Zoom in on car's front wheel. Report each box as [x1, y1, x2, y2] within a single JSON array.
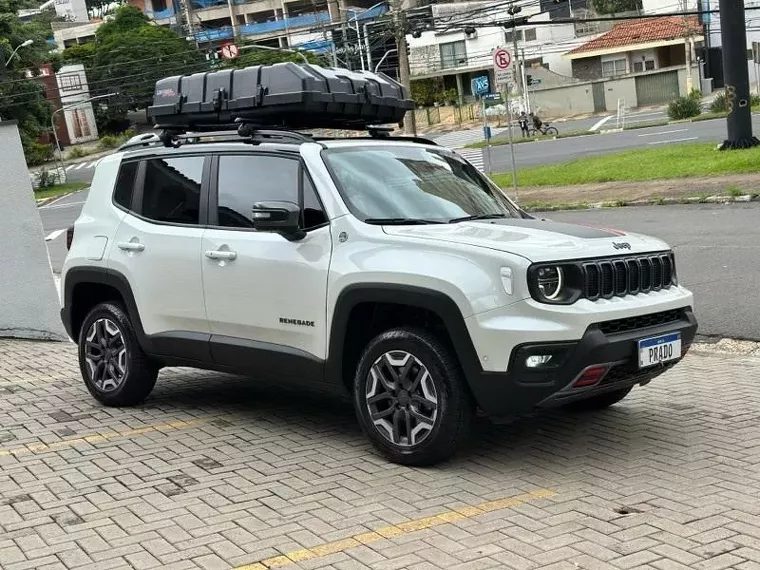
[[353, 328, 473, 466], [78, 302, 158, 407]]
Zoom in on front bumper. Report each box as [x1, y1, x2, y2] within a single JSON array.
[[467, 307, 698, 417]]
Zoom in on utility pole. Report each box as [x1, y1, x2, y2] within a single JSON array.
[[681, 0, 693, 93], [508, 2, 522, 100], [392, 0, 416, 135], [718, 0, 759, 149]]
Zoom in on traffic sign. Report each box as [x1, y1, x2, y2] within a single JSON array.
[[471, 75, 490, 97], [493, 48, 513, 87], [221, 43, 239, 59]]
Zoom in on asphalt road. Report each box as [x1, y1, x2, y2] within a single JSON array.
[[39, 189, 89, 273], [546, 203, 760, 341], [41, 195, 757, 340]]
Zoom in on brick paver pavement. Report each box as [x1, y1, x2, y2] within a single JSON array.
[[1, 339, 759, 570]]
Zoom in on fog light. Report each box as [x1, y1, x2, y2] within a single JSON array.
[[526, 355, 553, 368], [573, 365, 608, 388]]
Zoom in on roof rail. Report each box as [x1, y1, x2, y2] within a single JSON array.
[[118, 124, 317, 152]]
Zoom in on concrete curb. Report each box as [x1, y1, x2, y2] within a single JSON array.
[[522, 194, 760, 212]]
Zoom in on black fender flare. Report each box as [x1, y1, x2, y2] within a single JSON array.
[[326, 283, 483, 388], [62, 267, 154, 352]]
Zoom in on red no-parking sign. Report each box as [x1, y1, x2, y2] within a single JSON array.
[[493, 48, 513, 87]]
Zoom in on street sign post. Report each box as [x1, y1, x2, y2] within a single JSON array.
[[493, 48, 513, 89], [470, 75, 490, 97], [492, 48, 518, 199], [221, 43, 239, 59]]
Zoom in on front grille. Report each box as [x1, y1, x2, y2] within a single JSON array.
[[598, 308, 687, 335], [583, 253, 675, 300]]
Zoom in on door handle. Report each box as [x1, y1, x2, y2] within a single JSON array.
[[205, 250, 237, 261], [117, 241, 145, 252]]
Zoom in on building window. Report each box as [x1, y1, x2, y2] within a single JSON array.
[[59, 74, 83, 92], [440, 40, 467, 69], [524, 28, 537, 42], [645, 59, 655, 70], [505, 29, 524, 43], [601, 58, 627, 76]]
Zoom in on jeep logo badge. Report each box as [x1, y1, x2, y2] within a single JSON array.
[[612, 242, 631, 250]]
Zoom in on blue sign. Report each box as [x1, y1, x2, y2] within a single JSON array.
[[471, 75, 490, 97]]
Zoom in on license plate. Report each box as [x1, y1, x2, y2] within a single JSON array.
[[638, 333, 681, 368]]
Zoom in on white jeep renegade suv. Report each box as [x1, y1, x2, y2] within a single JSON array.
[[61, 129, 697, 466]]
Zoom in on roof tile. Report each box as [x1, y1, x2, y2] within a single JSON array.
[[568, 16, 701, 55]]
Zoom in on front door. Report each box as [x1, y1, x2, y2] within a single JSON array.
[[109, 154, 209, 358], [201, 153, 332, 381]]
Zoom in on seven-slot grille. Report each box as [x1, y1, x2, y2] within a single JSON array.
[[583, 253, 675, 300]]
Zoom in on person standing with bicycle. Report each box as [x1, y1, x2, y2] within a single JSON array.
[[518, 112, 529, 138], [530, 112, 543, 132]]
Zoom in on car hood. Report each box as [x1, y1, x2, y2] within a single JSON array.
[[381, 218, 670, 262]]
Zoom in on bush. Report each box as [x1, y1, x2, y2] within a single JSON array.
[[25, 142, 54, 167], [710, 92, 727, 113], [709, 90, 760, 114], [67, 146, 89, 159], [98, 129, 136, 150], [37, 168, 60, 189], [98, 135, 119, 150], [668, 90, 702, 120]]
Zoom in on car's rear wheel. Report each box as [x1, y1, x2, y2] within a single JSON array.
[[564, 387, 633, 411], [353, 328, 473, 466], [78, 302, 158, 407]]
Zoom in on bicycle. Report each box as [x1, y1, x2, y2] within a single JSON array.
[[528, 123, 559, 137]]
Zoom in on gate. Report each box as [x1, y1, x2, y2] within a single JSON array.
[[635, 71, 680, 106], [592, 82, 607, 112]]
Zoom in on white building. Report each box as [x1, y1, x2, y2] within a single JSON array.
[[56, 64, 99, 144], [406, 0, 602, 101]]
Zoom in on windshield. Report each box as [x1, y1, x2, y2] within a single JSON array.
[[322, 146, 521, 223]]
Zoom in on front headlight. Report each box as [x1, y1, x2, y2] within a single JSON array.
[[528, 263, 583, 304], [537, 266, 563, 300]]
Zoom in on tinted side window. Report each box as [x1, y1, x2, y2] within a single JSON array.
[[216, 155, 299, 228], [303, 174, 328, 229], [113, 161, 138, 210], [141, 157, 204, 224]]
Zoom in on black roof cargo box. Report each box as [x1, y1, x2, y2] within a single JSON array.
[[147, 62, 414, 131]]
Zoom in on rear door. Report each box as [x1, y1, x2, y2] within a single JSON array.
[[109, 154, 211, 358], [200, 152, 332, 379]]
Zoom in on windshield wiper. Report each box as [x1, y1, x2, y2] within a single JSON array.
[[363, 218, 446, 225], [448, 213, 509, 223]]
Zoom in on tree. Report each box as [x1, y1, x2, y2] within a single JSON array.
[[63, 5, 205, 133], [591, 0, 641, 15], [0, 0, 61, 163], [229, 44, 325, 69]]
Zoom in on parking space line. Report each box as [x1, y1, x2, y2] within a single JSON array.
[[234, 489, 557, 570], [0, 416, 223, 457], [648, 137, 699, 145], [637, 129, 688, 137]]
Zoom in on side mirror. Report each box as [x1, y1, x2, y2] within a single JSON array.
[[252, 201, 305, 240]]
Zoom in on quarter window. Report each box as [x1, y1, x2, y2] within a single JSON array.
[[140, 157, 204, 224], [113, 161, 138, 210]]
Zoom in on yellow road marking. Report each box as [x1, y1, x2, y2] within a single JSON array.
[[0, 417, 221, 457], [234, 489, 556, 569]]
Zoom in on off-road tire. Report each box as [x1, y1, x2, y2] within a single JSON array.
[[565, 387, 633, 412], [353, 327, 474, 466], [78, 302, 158, 407]]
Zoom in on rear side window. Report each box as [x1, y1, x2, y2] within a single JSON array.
[[113, 161, 138, 209], [140, 157, 204, 225]]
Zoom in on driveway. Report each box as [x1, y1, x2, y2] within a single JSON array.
[[0, 339, 758, 570]]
